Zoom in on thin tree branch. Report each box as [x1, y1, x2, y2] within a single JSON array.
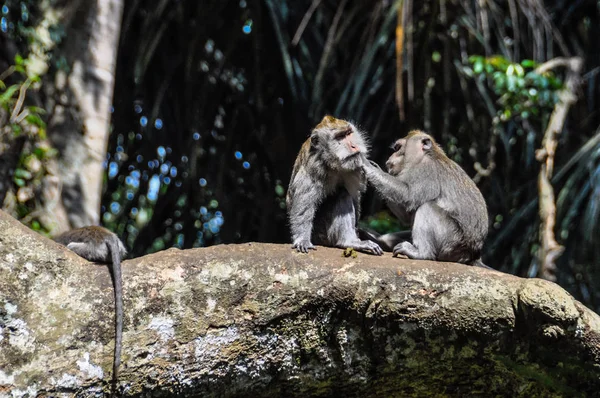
[[291, 0, 322, 46], [534, 56, 583, 281]]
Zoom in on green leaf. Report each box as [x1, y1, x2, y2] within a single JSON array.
[[14, 168, 32, 180], [25, 114, 46, 128], [27, 106, 46, 115], [493, 74, 506, 91], [37, 128, 47, 140], [506, 75, 517, 92], [474, 60, 484, 74], [514, 64, 525, 77], [14, 54, 24, 65], [468, 55, 483, 64], [0, 84, 19, 103], [521, 59, 537, 68], [11, 124, 23, 135]]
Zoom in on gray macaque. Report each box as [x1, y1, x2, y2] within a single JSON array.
[[286, 115, 383, 255], [55, 226, 127, 395], [362, 130, 489, 266]]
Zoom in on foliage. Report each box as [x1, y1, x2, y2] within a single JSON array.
[[0, 53, 54, 231], [468, 55, 562, 124], [0, 0, 59, 232], [361, 211, 406, 235]]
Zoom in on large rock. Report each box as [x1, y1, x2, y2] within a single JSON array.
[[1, 210, 599, 396]]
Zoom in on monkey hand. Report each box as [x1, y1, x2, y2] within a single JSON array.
[[368, 159, 382, 170], [347, 240, 384, 256], [292, 239, 316, 253]]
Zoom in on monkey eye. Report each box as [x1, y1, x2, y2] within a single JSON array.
[[390, 142, 401, 152], [335, 128, 352, 139]]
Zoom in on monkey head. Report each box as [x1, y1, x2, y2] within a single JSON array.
[[385, 130, 437, 175], [311, 115, 368, 171]]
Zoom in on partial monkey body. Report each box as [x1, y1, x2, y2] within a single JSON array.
[[55, 226, 126, 395], [363, 130, 489, 266], [287, 116, 382, 255]]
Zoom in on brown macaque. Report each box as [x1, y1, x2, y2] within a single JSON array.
[[54, 226, 127, 395], [286, 116, 383, 255], [362, 130, 490, 267]]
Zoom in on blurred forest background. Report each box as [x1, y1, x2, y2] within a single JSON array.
[[1, 0, 599, 310]]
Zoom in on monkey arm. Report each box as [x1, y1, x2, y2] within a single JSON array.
[[362, 162, 412, 207], [363, 162, 441, 212], [287, 169, 324, 252]]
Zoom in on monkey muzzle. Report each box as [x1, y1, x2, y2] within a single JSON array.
[[386, 157, 403, 175], [341, 152, 362, 170]]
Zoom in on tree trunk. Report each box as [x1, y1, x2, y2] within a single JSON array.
[[1, 210, 599, 396], [43, 0, 124, 232]]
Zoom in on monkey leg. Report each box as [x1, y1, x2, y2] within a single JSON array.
[[314, 191, 383, 255], [397, 202, 458, 261]]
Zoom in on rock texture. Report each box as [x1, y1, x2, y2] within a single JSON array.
[[1, 210, 599, 397]]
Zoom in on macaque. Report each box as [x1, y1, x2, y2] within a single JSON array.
[[362, 130, 489, 266], [286, 115, 383, 255], [54, 226, 127, 394]]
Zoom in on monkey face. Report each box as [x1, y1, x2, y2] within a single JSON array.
[[386, 139, 406, 175], [313, 116, 368, 171], [337, 128, 366, 170], [386, 132, 435, 174]]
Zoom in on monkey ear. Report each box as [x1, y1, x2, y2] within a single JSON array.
[[422, 138, 432, 151], [311, 134, 319, 147]]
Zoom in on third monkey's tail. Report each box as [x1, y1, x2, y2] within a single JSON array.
[[470, 258, 494, 270], [107, 237, 123, 397]]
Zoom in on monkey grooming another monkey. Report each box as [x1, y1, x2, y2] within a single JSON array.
[[55, 226, 126, 395], [286, 115, 383, 255], [362, 130, 489, 266]]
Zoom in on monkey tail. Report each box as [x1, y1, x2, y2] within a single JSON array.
[[107, 237, 123, 397], [470, 258, 494, 270]]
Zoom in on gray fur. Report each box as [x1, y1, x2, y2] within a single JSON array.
[[287, 117, 383, 255], [362, 131, 488, 265], [55, 226, 126, 395]]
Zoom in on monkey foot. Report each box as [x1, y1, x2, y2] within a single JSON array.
[[292, 240, 316, 253]]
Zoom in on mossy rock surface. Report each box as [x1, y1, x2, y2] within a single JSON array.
[[1, 210, 599, 397]]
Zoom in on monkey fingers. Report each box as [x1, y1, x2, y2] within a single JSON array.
[[368, 242, 384, 256], [292, 240, 316, 253], [392, 241, 420, 259], [368, 159, 382, 170], [347, 240, 383, 256]]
